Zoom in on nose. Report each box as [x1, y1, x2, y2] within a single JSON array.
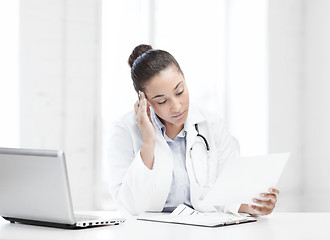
[[171, 98, 182, 113]]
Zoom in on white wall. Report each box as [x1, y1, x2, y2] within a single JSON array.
[[0, 0, 19, 147], [225, 0, 268, 156], [269, 0, 330, 212], [303, 0, 330, 211], [19, 0, 101, 210], [268, 0, 304, 211], [16, 0, 330, 212]]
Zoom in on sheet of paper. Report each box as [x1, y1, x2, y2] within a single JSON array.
[[137, 204, 253, 227], [201, 153, 290, 206], [170, 204, 201, 216]]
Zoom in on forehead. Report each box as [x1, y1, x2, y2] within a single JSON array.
[[145, 67, 184, 94]]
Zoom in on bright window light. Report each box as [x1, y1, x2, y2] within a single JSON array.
[[0, 1, 19, 147]]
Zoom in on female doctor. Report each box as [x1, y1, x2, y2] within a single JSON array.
[[108, 44, 279, 215]]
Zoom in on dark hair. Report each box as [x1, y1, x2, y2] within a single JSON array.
[[128, 44, 183, 93]]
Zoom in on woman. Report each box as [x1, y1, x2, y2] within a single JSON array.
[[108, 44, 279, 215]]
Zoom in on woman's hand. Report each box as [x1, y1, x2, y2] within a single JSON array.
[[134, 91, 156, 169], [134, 91, 155, 142], [238, 188, 279, 215]]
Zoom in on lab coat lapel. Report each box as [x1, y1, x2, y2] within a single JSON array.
[[184, 106, 214, 210], [148, 108, 173, 211], [185, 106, 206, 151], [185, 106, 205, 187], [185, 121, 198, 188]]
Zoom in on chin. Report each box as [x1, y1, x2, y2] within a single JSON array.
[[174, 111, 188, 125]]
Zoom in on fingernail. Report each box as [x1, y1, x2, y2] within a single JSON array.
[[253, 199, 257, 203], [260, 193, 265, 197], [269, 188, 274, 192]]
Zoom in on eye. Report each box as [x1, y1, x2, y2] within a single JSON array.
[[176, 89, 184, 95], [158, 100, 167, 105]]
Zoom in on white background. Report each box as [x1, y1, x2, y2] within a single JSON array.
[[1, 0, 330, 212]]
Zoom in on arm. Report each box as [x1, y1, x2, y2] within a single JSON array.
[[108, 122, 155, 215], [108, 92, 157, 215], [134, 91, 156, 170]]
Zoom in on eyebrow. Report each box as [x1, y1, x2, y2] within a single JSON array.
[[151, 81, 183, 99]]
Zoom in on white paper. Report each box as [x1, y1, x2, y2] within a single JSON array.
[[170, 204, 200, 216], [137, 204, 252, 227], [201, 153, 290, 206]]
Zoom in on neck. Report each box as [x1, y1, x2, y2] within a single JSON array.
[[164, 123, 184, 140]]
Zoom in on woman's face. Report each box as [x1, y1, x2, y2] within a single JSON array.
[[144, 66, 189, 128]]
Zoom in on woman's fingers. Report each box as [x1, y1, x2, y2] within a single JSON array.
[[250, 199, 274, 215], [259, 188, 279, 204], [135, 92, 146, 117], [269, 188, 280, 195], [260, 193, 277, 203], [253, 198, 275, 208], [146, 101, 152, 122], [134, 91, 155, 142], [134, 101, 139, 114], [139, 92, 147, 111], [249, 204, 272, 215], [247, 188, 280, 216], [139, 92, 153, 124], [140, 96, 148, 119]]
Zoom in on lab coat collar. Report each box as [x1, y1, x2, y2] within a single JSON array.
[[185, 105, 206, 152], [185, 104, 207, 127], [151, 109, 166, 136]]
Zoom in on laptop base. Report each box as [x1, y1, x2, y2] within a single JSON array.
[[2, 216, 117, 229]]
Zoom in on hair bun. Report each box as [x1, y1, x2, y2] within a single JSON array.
[[128, 44, 153, 68]]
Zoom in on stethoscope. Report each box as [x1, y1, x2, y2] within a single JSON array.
[[189, 124, 213, 187]]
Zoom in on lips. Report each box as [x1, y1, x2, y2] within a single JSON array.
[[172, 110, 186, 119]]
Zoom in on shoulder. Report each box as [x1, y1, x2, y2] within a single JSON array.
[[188, 104, 226, 128], [111, 110, 139, 135], [114, 110, 136, 126]]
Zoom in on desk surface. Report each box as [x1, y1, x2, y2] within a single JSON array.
[[0, 212, 328, 240]]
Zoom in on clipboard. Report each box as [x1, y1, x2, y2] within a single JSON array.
[[137, 204, 256, 227]]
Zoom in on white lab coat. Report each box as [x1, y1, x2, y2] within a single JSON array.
[[108, 105, 240, 215]]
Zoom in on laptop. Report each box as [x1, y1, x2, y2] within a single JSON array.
[[0, 147, 125, 229]]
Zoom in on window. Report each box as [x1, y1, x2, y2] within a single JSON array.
[[0, 1, 19, 147]]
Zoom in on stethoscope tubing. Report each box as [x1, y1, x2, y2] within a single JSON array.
[[194, 124, 210, 151], [190, 123, 212, 187]]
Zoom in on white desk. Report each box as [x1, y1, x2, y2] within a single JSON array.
[[0, 212, 329, 240]]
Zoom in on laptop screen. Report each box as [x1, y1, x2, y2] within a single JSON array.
[[0, 148, 76, 224]]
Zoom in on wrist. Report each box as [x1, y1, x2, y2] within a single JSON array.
[[140, 141, 155, 170]]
